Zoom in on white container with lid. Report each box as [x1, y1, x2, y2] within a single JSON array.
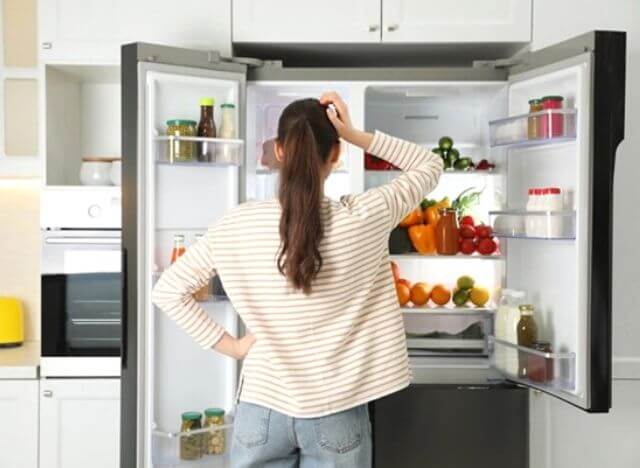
[[79, 157, 114, 186], [216, 103, 239, 164], [495, 289, 527, 376], [525, 188, 538, 237], [546, 187, 564, 238]]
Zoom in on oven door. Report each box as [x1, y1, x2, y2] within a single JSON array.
[[41, 230, 122, 358]]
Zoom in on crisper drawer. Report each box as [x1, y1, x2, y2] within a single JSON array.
[[152, 422, 234, 467], [403, 308, 493, 355]]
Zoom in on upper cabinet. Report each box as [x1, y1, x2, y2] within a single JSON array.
[[382, 0, 531, 43], [39, 0, 232, 63], [232, 0, 531, 45], [232, 0, 382, 43]]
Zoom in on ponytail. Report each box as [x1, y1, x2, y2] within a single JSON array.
[[276, 99, 338, 294]]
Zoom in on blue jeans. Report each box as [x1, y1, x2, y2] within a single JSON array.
[[231, 402, 372, 468]]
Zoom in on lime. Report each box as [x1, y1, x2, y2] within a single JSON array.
[[457, 275, 475, 290], [453, 288, 470, 307], [439, 136, 453, 150]]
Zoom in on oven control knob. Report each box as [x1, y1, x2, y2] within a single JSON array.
[[88, 204, 102, 218]]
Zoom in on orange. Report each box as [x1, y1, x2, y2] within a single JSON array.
[[397, 278, 412, 289], [396, 282, 411, 306], [391, 261, 400, 282], [410, 282, 431, 306], [430, 284, 451, 306]]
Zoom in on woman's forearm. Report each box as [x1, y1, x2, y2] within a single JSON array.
[[345, 129, 374, 151], [213, 332, 256, 359]]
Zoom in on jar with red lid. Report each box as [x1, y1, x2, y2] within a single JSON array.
[[527, 341, 554, 383], [540, 96, 565, 138]]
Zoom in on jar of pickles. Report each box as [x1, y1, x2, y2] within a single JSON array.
[[203, 408, 225, 455], [166, 119, 197, 162], [180, 412, 204, 461]]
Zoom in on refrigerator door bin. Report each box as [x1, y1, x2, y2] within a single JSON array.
[[489, 336, 576, 394], [155, 136, 244, 166], [490, 210, 576, 239], [489, 109, 577, 148], [152, 421, 234, 467]]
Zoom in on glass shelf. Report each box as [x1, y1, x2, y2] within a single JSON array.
[[490, 210, 576, 240], [391, 252, 504, 260], [406, 337, 486, 350], [402, 305, 494, 316], [489, 109, 577, 148], [489, 337, 576, 393], [155, 136, 243, 166], [152, 421, 233, 467]]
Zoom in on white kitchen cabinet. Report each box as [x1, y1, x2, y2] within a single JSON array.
[[232, 0, 382, 43], [0, 380, 39, 468], [39, 379, 120, 468], [382, 0, 531, 43], [38, 0, 232, 63]]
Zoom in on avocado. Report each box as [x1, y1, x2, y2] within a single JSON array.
[[439, 136, 453, 151], [454, 157, 472, 171]]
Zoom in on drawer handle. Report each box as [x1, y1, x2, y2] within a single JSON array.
[[42, 42, 52, 49], [368, 24, 380, 32], [43, 390, 53, 398], [387, 24, 399, 32]]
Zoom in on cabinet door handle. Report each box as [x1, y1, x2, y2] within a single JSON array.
[[387, 24, 399, 32], [368, 24, 380, 32], [42, 42, 52, 49], [43, 390, 53, 397]]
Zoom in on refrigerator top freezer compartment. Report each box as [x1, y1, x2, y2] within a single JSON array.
[[489, 108, 577, 148], [489, 336, 576, 394], [490, 210, 576, 240]]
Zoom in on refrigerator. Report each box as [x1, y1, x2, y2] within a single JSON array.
[[121, 31, 625, 467]]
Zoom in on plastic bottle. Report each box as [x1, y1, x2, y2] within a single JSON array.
[[525, 188, 538, 237], [547, 187, 564, 238]]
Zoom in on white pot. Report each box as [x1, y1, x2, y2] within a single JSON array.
[[79, 161, 112, 186], [110, 160, 122, 186]]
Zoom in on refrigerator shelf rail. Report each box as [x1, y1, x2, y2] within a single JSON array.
[[489, 108, 577, 148], [152, 421, 234, 467], [490, 210, 576, 240], [402, 306, 495, 316], [489, 337, 576, 394], [391, 252, 505, 260]]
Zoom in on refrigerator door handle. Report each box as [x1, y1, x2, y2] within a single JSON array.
[[121, 247, 128, 370]]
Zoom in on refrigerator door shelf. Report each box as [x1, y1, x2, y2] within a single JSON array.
[[489, 108, 577, 148], [152, 421, 234, 467], [391, 253, 505, 261], [489, 337, 577, 395], [155, 136, 244, 166], [490, 210, 576, 240]]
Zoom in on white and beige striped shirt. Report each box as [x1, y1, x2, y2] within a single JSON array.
[[151, 131, 443, 417]]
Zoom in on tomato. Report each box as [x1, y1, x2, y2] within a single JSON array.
[[459, 224, 476, 239], [460, 215, 475, 227], [476, 225, 494, 239]]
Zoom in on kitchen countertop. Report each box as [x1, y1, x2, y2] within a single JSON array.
[[0, 341, 40, 379]]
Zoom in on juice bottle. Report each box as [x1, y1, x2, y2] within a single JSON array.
[[435, 208, 459, 255], [170, 234, 186, 264]]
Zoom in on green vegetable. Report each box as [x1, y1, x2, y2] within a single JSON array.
[[452, 186, 484, 218], [453, 288, 470, 307], [439, 136, 453, 150], [446, 152, 457, 169], [454, 157, 472, 171], [420, 198, 437, 209], [449, 148, 460, 159]]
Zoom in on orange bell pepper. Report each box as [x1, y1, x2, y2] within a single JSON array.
[[399, 208, 423, 228], [424, 205, 441, 226], [408, 224, 437, 254]]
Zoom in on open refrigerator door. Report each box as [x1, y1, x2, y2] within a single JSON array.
[[122, 43, 248, 468], [489, 31, 625, 412]]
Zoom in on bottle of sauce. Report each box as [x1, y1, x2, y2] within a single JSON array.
[[517, 304, 538, 378], [197, 98, 216, 162], [217, 103, 237, 164], [435, 208, 459, 255], [170, 234, 186, 264]]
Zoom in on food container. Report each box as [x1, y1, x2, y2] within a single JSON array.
[[79, 158, 114, 185], [528, 341, 554, 383], [203, 408, 225, 455], [217, 103, 239, 164], [166, 119, 197, 162], [527, 98, 543, 139], [110, 159, 122, 186], [179, 412, 203, 461], [540, 96, 564, 138], [435, 208, 459, 255]]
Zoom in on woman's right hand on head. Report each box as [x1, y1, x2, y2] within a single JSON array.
[[320, 91, 373, 151], [320, 91, 355, 141]]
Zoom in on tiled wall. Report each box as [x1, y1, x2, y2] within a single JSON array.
[[0, 0, 40, 341]]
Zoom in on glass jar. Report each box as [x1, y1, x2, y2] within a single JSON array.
[[166, 119, 197, 162], [217, 103, 239, 164], [193, 234, 211, 301], [528, 341, 554, 383], [203, 408, 225, 455], [180, 412, 203, 461], [540, 95, 564, 138], [435, 208, 459, 255], [517, 304, 538, 378], [527, 98, 543, 139]]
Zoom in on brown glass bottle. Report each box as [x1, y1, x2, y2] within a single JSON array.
[[517, 304, 538, 378], [197, 98, 216, 162]]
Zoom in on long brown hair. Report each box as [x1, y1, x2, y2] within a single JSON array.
[[276, 99, 339, 293]]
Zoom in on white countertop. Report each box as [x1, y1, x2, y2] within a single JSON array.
[[0, 341, 40, 379]]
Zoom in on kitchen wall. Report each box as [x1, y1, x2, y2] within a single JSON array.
[[0, 0, 40, 341], [530, 1, 640, 467]]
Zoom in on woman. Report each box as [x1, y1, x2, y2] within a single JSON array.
[[152, 92, 443, 467]]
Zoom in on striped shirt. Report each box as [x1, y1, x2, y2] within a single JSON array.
[[151, 131, 443, 417]]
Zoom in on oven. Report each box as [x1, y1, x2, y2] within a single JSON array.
[[41, 229, 121, 377]]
